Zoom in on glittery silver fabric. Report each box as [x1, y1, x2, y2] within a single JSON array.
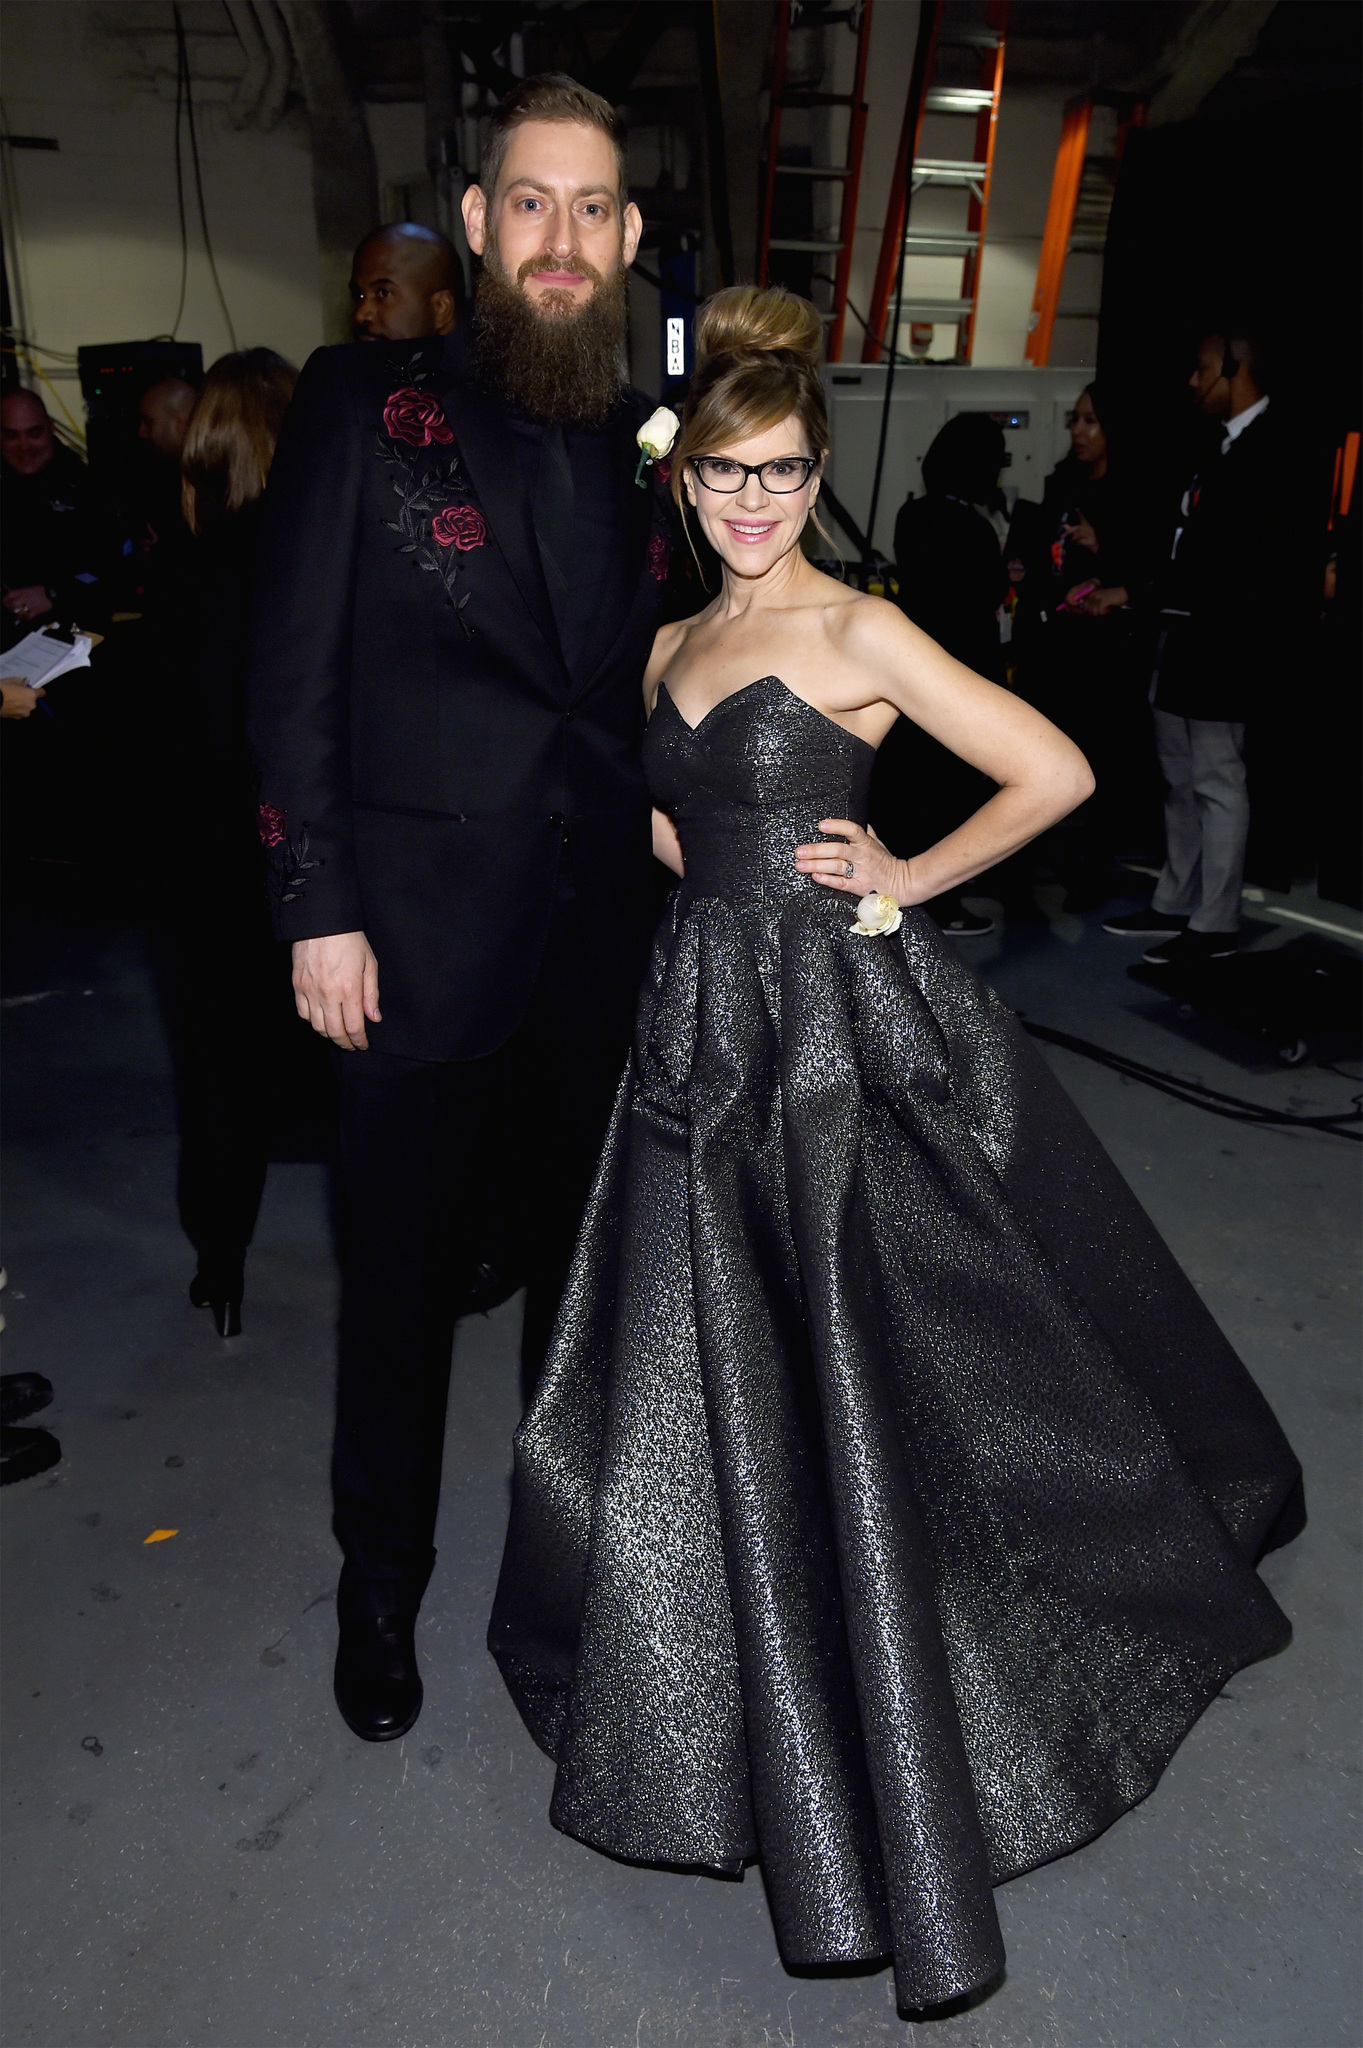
[[489, 675, 1304, 2011]]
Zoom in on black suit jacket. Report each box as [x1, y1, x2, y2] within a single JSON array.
[[246, 331, 674, 1060], [1154, 406, 1321, 723]]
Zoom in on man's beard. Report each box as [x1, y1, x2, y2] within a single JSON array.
[[474, 247, 629, 428]]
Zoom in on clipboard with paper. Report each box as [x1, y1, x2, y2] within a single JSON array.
[[2, 626, 103, 690]]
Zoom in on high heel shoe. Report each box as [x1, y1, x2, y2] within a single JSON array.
[[189, 1273, 243, 1338]]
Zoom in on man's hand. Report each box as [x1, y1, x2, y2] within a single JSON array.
[[1061, 514, 1099, 553], [292, 931, 381, 1051], [1, 679, 44, 719], [1076, 584, 1129, 617], [3, 585, 53, 623]]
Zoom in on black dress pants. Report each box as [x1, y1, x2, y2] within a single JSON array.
[[331, 897, 631, 1621]]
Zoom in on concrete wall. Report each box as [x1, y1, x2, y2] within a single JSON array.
[[2, 1, 324, 408]]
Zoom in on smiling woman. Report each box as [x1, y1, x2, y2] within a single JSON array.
[[490, 278, 1303, 2014]]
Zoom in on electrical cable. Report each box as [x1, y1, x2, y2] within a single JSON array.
[[811, 273, 916, 364], [169, 9, 188, 341], [1022, 1020, 1363, 1141], [172, 4, 238, 350]]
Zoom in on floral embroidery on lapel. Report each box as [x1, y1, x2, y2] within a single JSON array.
[[432, 504, 486, 551], [647, 530, 670, 583], [383, 386, 455, 447], [374, 429, 477, 636]]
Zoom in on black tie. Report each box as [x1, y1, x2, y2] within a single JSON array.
[[533, 423, 576, 651]]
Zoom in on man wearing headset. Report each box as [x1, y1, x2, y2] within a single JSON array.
[[1104, 326, 1312, 966]]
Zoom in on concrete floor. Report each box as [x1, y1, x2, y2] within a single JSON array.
[[2, 892, 1359, 2048]]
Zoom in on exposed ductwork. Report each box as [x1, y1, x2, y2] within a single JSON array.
[[277, 0, 381, 341], [221, 0, 293, 133]]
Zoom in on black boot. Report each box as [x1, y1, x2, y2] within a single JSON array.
[[333, 1614, 423, 1741]]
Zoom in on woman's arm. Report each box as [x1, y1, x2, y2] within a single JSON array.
[[797, 596, 1093, 904], [652, 807, 685, 876]]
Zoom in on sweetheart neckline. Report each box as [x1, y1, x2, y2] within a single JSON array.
[[658, 676, 877, 758]]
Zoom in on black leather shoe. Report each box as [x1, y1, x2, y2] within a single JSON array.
[[334, 1614, 423, 1741], [1, 1423, 62, 1486], [189, 1274, 242, 1338], [0, 1372, 54, 1425]]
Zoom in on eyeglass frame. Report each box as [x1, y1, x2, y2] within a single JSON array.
[[688, 454, 822, 495]]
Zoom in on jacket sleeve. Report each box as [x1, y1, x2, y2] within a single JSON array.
[[246, 345, 367, 942]]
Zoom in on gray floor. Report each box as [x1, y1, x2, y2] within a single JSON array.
[[3, 894, 1359, 2047]]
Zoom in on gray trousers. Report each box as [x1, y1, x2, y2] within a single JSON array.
[[1151, 711, 1248, 932]]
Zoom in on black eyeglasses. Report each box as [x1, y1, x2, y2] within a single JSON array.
[[690, 455, 821, 494]]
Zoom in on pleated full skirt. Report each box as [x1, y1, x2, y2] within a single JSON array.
[[488, 886, 1303, 2010]]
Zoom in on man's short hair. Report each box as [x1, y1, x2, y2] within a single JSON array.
[[478, 73, 627, 202], [1203, 324, 1273, 391]]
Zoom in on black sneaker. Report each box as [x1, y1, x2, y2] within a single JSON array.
[[1142, 929, 1238, 967], [1102, 908, 1189, 938]]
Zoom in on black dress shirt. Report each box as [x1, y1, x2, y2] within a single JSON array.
[[507, 413, 620, 680]]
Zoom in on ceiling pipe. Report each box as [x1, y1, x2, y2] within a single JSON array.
[[252, 0, 294, 133], [223, 0, 270, 129]]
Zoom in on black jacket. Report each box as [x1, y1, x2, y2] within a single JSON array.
[[1154, 405, 1320, 723], [893, 493, 1007, 683], [246, 331, 673, 1061], [0, 445, 128, 645]]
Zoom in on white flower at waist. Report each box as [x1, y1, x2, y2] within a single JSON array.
[[850, 890, 903, 937], [637, 407, 680, 460]]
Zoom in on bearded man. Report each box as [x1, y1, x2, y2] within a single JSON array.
[[247, 75, 674, 1742]]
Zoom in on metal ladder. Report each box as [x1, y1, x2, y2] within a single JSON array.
[[862, 0, 1008, 365], [1024, 97, 1146, 366], [757, 0, 875, 363]]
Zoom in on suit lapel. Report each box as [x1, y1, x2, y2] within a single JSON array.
[[435, 348, 565, 675]]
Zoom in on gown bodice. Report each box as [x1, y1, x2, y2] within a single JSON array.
[[644, 677, 875, 910]]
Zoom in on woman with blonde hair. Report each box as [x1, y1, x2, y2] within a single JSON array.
[[489, 287, 1302, 2013], [172, 349, 297, 1336]]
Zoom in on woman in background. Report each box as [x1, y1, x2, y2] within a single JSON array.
[[872, 414, 1010, 937], [172, 349, 298, 1335], [1010, 383, 1156, 906]]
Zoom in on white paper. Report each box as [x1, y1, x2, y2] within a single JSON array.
[[1, 627, 95, 688]]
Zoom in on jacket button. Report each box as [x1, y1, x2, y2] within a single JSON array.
[[548, 812, 564, 828]]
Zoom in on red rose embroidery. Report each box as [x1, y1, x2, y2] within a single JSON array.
[[654, 459, 671, 486], [432, 504, 486, 551], [257, 802, 286, 849], [648, 531, 670, 583], [383, 386, 454, 447]]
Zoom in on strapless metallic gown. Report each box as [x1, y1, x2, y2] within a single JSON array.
[[489, 676, 1303, 2010]]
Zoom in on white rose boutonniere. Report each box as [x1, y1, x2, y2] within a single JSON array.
[[850, 890, 903, 938], [634, 406, 680, 487]]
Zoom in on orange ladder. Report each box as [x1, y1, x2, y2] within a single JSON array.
[[862, 0, 1008, 365], [758, 0, 875, 362], [1025, 97, 1146, 366]]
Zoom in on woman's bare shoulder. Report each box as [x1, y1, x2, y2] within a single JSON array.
[[828, 586, 925, 657], [644, 616, 694, 709]]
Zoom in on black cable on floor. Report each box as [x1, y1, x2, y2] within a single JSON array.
[[1021, 1021, 1363, 1141]]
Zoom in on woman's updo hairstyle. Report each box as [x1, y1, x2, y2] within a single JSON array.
[[673, 287, 831, 546]]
